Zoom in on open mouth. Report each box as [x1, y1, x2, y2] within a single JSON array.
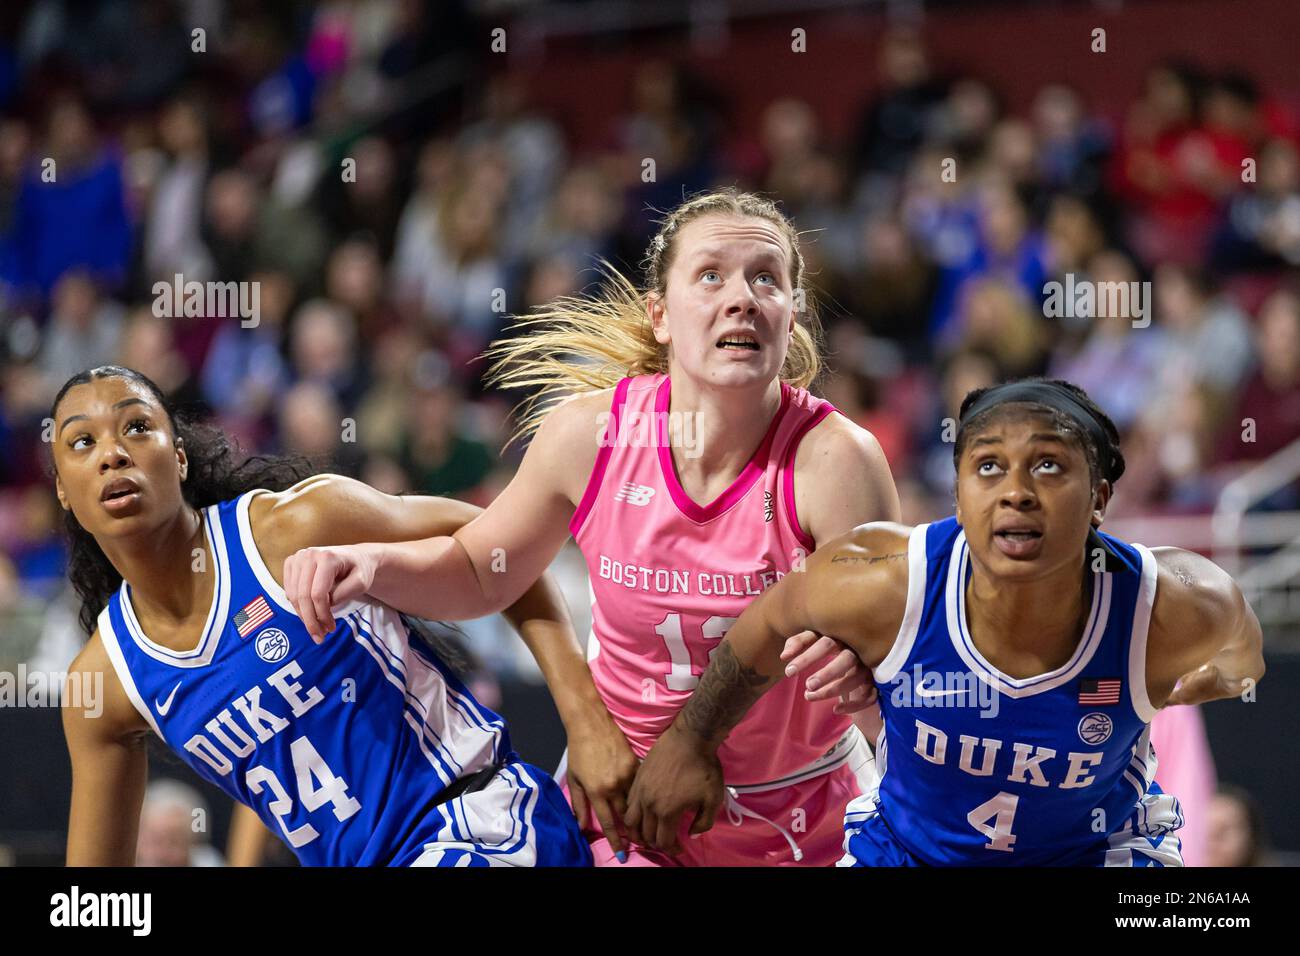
[[100, 478, 141, 503], [994, 530, 1042, 542], [993, 527, 1043, 558], [716, 334, 760, 352]]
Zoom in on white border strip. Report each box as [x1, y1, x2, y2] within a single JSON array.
[[96, 605, 164, 739], [1127, 543, 1160, 722], [874, 523, 930, 683]]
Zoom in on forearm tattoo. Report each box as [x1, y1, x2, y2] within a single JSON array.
[[679, 642, 775, 742]]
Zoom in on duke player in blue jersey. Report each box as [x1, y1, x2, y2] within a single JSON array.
[[53, 365, 629, 866], [626, 379, 1265, 866]]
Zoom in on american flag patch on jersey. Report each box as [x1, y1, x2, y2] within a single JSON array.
[[233, 596, 274, 638], [1078, 677, 1122, 705]]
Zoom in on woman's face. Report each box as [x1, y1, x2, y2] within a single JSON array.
[[1206, 794, 1254, 867], [955, 412, 1107, 583], [652, 214, 796, 391], [52, 376, 188, 543]]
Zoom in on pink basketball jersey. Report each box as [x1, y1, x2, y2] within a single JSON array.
[[569, 372, 852, 786]]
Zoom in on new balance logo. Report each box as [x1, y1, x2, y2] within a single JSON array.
[[614, 482, 656, 506]]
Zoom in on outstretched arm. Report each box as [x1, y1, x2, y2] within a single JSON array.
[[788, 416, 902, 725], [269, 470, 636, 855], [1150, 549, 1265, 707], [281, 392, 598, 633], [624, 525, 909, 854]]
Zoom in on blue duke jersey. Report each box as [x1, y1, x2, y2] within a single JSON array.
[[96, 491, 522, 866], [842, 517, 1184, 867]]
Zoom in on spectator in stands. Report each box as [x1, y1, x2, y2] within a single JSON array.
[[1032, 83, 1111, 203], [397, 376, 495, 503], [1206, 785, 1272, 867], [1043, 194, 1109, 294], [6, 484, 65, 601], [935, 77, 1002, 164], [1117, 62, 1247, 264], [917, 347, 1000, 498], [948, 276, 1048, 379], [325, 235, 396, 342], [318, 136, 404, 260], [1050, 249, 1164, 431], [36, 270, 125, 394], [986, 117, 1042, 210], [1212, 137, 1300, 272], [0, 117, 32, 286], [116, 307, 200, 409], [928, 180, 1050, 341], [820, 326, 911, 476], [288, 296, 367, 412], [841, 212, 937, 361], [200, 168, 264, 284], [1126, 377, 1221, 510], [142, 94, 213, 284], [460, 74, 568, 262], [1150, 264, 1254, 418], [851, 26, 948, 187], [0, 552, 44, 670], [136, 779, 224, 867], [201, 268, 294, 442], [277, 379, 363, 477], [525, 163, 620, 267], [1215, 287, 1300, 477], [392, 158, 512, 364], [1, 94, 133, 303]]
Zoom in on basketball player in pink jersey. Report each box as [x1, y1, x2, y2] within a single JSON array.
[[283, 189, 901, 865]]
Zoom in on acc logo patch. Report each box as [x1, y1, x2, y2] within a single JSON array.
[[1078, 711, 1113, 745], [255, 628, 290, 663]]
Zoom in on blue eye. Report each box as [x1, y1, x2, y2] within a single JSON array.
[[701, 270, 721, 283], [755, 272, 776, 286]]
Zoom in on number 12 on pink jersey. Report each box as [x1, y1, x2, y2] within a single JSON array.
[[653, 611, 739, 691]]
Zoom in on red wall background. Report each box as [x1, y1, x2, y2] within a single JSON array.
[[497, 0, 1298, 153]]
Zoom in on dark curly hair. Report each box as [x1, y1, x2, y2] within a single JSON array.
[[952, 378, 1125, 489], [49, 366, 318, 636], [48, 366, 480, 680]]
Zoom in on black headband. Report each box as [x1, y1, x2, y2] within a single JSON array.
[[959, 381, 1120, 483]]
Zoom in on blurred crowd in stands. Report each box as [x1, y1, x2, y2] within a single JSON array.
[[1, 1, 1298, 691]]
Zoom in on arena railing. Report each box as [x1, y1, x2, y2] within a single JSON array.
[[1102, 438, 1300, 642], [1212, 437, 1300, 637]]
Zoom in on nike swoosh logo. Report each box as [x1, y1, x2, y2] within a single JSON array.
[[155, 680, 182, 715], [915, 685, 969, 698]]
